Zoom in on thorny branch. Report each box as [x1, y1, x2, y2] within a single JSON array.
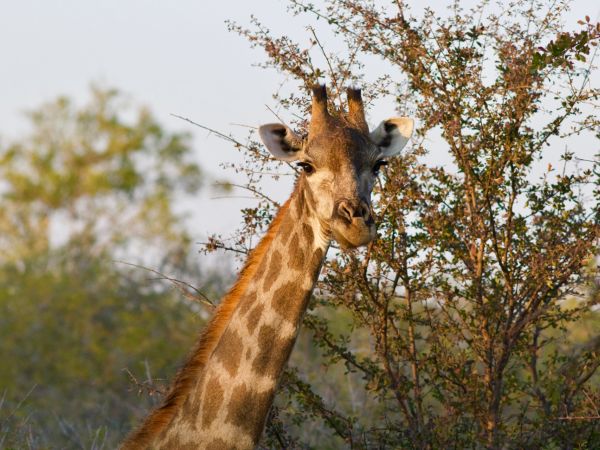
[[115, 260, 215, 308]]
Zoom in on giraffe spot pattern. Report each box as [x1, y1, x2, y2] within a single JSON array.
[[246, 303, 264, 335], [205, 438, 234, 450], [215, 328, 243, 377], [176, 442, 198, 450], [302, 222, 314, 245], [288, 233, 306, 271], [252, 324, 294, 379], [295, 191, 305, 217], [262, 250, 281, 292], [225, 382, 274, 442], [201, 375, 225, 429], [181, 397, 200, 425], [160, 435, 185, 449], [278, 212, 295, 246], [271, 280, 308, 321], [253, 252, 270, 283], [237, 290, 256, 317], [312, 248, 324, 271]]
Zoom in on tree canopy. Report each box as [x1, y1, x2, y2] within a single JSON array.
[[215, 0, 600, 447]]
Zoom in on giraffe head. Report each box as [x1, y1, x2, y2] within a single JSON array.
[[259, 85, 413, 249]]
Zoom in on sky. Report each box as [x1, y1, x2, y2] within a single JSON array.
[[1, 0, 598, 246], [0, 0, 297, 239]]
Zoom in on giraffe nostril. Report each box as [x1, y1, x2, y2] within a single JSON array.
[[358, 201, 371, 221], [336, 200, 371, 223], [337, 201, 354, 223], [352, 205, 365, 218]]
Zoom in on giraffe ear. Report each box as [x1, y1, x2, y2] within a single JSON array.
[[370, 117, 414, 157], [258, 124, 304, 162]]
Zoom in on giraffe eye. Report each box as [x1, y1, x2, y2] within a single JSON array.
[[373, 160, 388, 175], [297, 162, 315, 175]]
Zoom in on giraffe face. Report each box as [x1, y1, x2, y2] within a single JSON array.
[[259, 87, 414, 249], [296, 126, 384, 249]]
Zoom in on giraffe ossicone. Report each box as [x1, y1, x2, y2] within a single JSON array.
[[121, 85, 414, 450]]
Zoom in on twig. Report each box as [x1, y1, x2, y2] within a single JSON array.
[[556, 415, 600, 421], [171, 113, 257, 154], [229, 122, 257, 130], [209, 195, 257, 200], [574, 157, 598, 164], [264, 104, 289, 126], [198, 241, 249, 255], [123, 368, 166, 397], [114, 260, 215, 308], [172, 114, 236, 142], [307, 26, 343, 106], [213, 182, 280, 206]]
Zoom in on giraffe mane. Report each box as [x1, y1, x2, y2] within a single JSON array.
[[121, 196, 293, 449]]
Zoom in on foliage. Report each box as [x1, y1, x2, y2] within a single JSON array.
[[0, 86, 201, 264], [0, 88, 224, 448], [218, 1, 600, 448]]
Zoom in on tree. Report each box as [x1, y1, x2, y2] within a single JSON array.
[[215, 1, 600, 448], [0, 87, 226, 448], [0, 86, 201, 265]]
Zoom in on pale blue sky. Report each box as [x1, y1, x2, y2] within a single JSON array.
[[1, 0, 597, 241]]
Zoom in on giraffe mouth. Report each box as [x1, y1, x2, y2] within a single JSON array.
[[331, 217, 377, 249]]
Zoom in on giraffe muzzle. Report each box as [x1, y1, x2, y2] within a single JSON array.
[[331, 199, 376, 249]]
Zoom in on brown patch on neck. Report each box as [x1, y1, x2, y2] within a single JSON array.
[[120, 196, 294, 450]]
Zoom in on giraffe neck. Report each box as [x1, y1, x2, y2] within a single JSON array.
[[150, 182, 328, 449]]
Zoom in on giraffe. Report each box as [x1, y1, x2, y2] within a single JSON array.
[[121, 85, 414, 449]]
